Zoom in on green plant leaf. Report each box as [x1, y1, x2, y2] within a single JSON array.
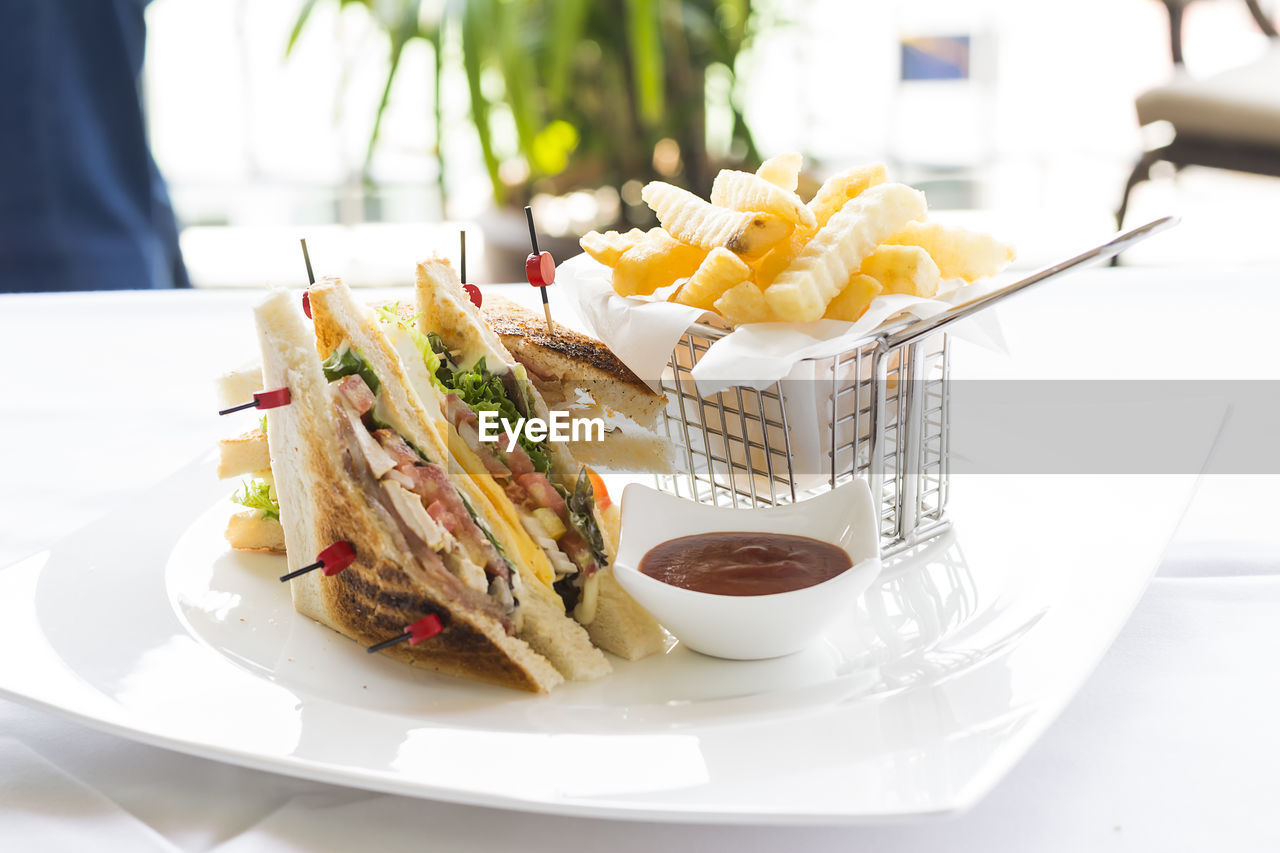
[[429, 22, 446, 216], [625, 0, 665, 127], [496, 2, 541, 177], [364, 1, 426, 178], [460, 0, 504, 204], [545, 0, 591, 107], [286, 0, 323, 56]]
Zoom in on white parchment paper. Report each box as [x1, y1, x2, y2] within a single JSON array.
[[557, 252, 1009, 394], [558, 252, 1013, 490]]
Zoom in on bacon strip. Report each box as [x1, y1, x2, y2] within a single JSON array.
[[335, 374, 376, 415], [335, 397, 396, 478], [444, 394, 512, 478], [392, 458, 510, 582], [516, 473, 567, 516], [373, 430, 421, 467], [426, 500, 459, 534], [445, 393, 477, 428], [504, 441, 536, 477]]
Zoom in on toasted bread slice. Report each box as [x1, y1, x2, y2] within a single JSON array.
[[307, 279, 610, 683], [481, 295, 664, 430], [563, 427, 674, 475], [225, 510, 286, 552], [256, 287, 564, 693], [216, 362, 264, 409], [217, 429, 270, 479], [586, 569, 666, 660]]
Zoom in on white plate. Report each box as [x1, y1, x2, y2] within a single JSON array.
[[0, 456, 1196, 823]]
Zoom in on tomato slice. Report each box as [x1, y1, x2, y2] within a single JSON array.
[[585, 467, 611, 510]]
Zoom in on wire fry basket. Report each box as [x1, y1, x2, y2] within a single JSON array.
[[655, 216, 1176, 556], [658, 321, 949, 556]]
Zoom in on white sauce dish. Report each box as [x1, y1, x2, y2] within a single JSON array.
[[614, 480, 882, 660]]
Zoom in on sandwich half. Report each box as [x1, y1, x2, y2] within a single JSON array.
[[306, 277, 611, 682], [258, 281, 600, 692], [379, 257, 665, 662]]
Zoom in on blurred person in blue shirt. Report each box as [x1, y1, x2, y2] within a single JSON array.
[[0, 0, 189, 292]]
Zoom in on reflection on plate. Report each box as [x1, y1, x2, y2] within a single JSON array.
[[0, 458, 1195, 823]]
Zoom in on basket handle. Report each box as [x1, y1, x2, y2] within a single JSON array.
[[881, 215, 1178, 350]]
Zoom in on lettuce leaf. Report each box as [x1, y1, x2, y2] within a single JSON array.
[[428, 334, 551, 475], [376, 303, 445, 392], [562, 468, 606, 563], [457, 493, 517, 578], [321, 339, 435, 463], [321, 344, 380, 394], [232, 479, 280, 521]]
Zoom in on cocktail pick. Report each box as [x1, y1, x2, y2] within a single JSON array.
[[300, 238, 316, 318], [218, 387, 291, 416], [460, 230, 481, 308], [366, 614, 445, 653], [279, 541, 356, 582], [523, 205, 556, 332]]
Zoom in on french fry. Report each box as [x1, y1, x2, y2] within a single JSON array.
[[713, 280, 775, 326], [756, 153, 803, 192], [752, 227, 813, 288], [885, 221, 1015, 281], [641, 181, 793, 258], [765, 183, 927, 322], [859, 245, 941, 297], [711, 170, 816, 230], [674, 247, 751, 311], [580, 228, 647, 267], [610, 228, 706, 297], [808, 164, 888, 229], [823, 274, 883, 322]]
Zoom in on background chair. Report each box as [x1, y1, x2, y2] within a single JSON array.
[[1116, 0, 1280, 232]]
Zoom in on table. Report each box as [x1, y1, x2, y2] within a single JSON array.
[[2, 270, 1278, 851]]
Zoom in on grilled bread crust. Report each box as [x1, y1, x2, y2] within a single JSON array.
[[256, 287, 563, 693], [481, 296, 663, 426]]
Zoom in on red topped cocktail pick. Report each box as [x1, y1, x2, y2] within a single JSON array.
[[365, 614, 445, 653], [300, 238, 316, 318], [460, 230, 481, 307], [218, 387, 291, 416], [279, 541, 356, 582], [523, 205, 555, 332]]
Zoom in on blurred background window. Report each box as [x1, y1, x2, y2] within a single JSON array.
[[125, 0, 1279, 287]]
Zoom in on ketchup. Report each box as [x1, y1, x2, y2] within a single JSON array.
[[638, 532, 852, 596]]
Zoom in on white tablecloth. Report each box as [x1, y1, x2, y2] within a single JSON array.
[[3, 271, 1278, 851]]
